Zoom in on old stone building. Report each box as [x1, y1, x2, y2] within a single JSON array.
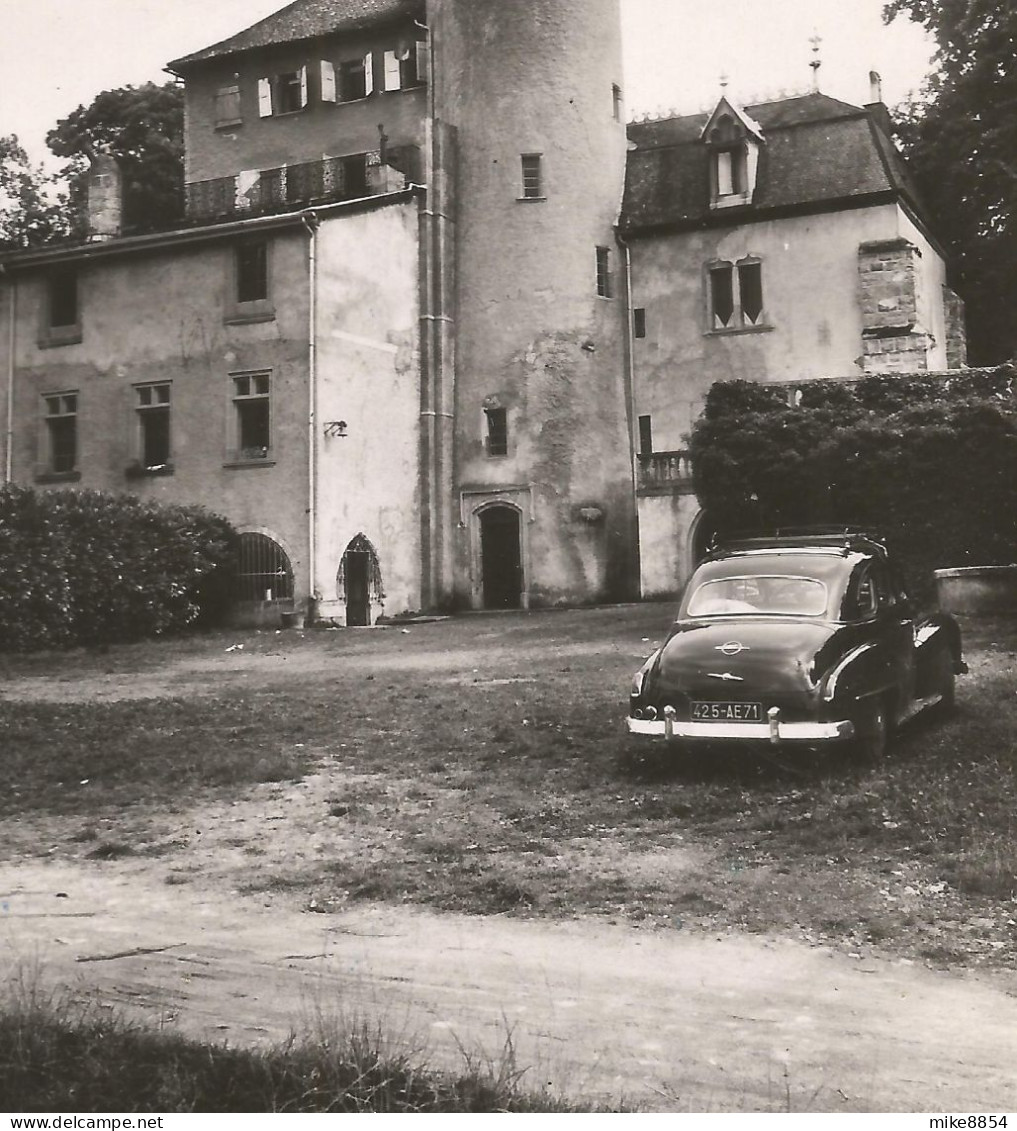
[[0, 1, 963, 621], [622, 88, 967, 597]]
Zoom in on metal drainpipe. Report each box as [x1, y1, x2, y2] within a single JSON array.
[[416, 12, 440, 610], [617, 233, 641, 598], [301, 210, 320, 623], [2, 268, 14, 486]]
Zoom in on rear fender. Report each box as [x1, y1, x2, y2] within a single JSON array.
[[915, 617, 966, 693], [820, 642, 878, 705]]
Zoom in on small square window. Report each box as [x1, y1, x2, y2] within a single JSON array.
[[739, 261, 764, 324], [709, 264, 735, 329], [383, 46, 419, 91], [596, 247, 613, 298], [48, 270, 78, 329], [339, 55, 371, 102], [707, 259, 766, 331], [231, 372, 271, 461], [215, 82, 241, 127], [341, 153, 369, 198], [520, 154, 543, 199], [276, 71, 304, 114], [135, 383, 172, 470], [43, 392, 78, 475], [485, 407, 508, 457], [236, 242, 268, 305]]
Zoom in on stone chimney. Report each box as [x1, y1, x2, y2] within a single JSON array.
[[865, 71, 895, 136], [86, 152, 123, 241]]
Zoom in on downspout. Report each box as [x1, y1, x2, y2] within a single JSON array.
[[301, 209, 320, 624], [416, 10, 449, 611], [616, 233, 641, 599], [2, 268, 14, 485]]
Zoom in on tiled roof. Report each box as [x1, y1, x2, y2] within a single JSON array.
[[621, 92, 922, 232], [168, 0, 424, 72]]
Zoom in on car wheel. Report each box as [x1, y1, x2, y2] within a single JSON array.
[[852, 698, 889, 763], [932, 648, 956, 715]]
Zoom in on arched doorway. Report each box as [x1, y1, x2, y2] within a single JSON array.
[[480, 505, 522, 609], [338, 534, 383, 626]]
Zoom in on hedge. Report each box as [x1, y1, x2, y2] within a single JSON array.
[[0, 486, 238, 652], [688, 366, 1017, 599]]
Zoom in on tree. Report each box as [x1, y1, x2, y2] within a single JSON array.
[[884, 0, 1017, 364], [46, 81, 185, 235], [0, 135, 73, 249], [689, 371, 1017, 598]]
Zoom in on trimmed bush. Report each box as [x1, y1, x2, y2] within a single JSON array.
[[688, 366, 1017, 599], [0, 486, 237, 651]]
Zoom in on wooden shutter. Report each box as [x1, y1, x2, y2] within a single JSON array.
[[384, 49, 401, 91], [257, 77, 273, 117], [364, 51, 374, 95], [299, 64, 308, 108], [320, 60, 336, 102], [415, 39, 429, 84]]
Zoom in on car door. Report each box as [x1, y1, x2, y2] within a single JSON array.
[[872, 559, 917, 713]]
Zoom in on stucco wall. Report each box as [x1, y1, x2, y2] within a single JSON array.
[[630, 203, 903, 451], [182, 29, 426, 185], [4, 231, 312, 599], [312, 201, 423, 621], [431, 0, 638, 607], [638, 491, 702, 599], [897, 208, 951, 371]]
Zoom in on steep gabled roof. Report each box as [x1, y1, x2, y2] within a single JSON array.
[[167, 0, 424, 73], [621, 91, 924, 232]]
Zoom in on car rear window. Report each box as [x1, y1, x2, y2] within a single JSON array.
[[686, 574, 828, 617]]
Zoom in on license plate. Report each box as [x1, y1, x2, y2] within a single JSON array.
[[691, 701, 763, 722]]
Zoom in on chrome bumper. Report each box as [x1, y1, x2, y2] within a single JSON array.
[[627, 713, 855, 743]]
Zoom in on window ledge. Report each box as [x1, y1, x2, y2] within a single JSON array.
[[126, 463, 175, 479], [268, 108, 307, 118], [705, 323, 773, 337], [38, 327, 83, 349], [215, 118, 243, 130], [223, 456, 276, 470], [516, 196, 547, 203], [35, 470, 81, 484], [710, 193, 753, 210], [224, 306, 276, 326]]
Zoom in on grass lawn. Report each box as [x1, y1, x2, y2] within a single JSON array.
[[1, 606, 1015, 969]]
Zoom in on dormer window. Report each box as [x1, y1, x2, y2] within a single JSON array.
[[702, 98, 762, 209], [715, 145, 747, 198]]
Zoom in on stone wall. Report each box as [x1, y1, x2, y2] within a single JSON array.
[[858, 237, 933, 372]]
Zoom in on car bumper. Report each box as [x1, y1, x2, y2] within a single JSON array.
[[626, 715, 855, 743]]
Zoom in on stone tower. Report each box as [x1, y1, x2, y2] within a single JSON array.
[[427, 0, 636, 610]]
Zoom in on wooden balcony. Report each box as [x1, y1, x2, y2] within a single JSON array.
[[636, 450, 696, 496], [184, 147, 421, 222]]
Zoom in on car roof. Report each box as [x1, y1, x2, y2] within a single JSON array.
[[707, 531, 887, 558]]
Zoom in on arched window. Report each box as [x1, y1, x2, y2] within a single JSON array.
[[236, 533, 294, 603]]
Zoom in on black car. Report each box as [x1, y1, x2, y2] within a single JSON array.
[[628, 530, 965, 759]]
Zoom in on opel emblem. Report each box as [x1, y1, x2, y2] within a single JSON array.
[[717, 640, 747, 657]]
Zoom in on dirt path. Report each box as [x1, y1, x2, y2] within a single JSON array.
[[3, 860, 1016, 1113]]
